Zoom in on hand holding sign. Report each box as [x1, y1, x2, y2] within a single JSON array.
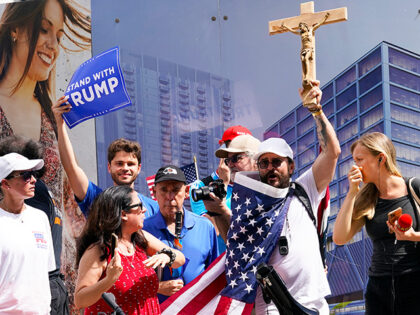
[[62, 46, 132, 128]]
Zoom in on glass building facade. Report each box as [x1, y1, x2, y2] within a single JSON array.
[[264, 42, 420, 308], [95, 49, 236, 196]]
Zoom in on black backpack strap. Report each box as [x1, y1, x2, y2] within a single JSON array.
[[291, 182, 315, 226], [291, 181, 327, 267]]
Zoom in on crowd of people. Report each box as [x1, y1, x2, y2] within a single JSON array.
[[1, 1, 419, 315]]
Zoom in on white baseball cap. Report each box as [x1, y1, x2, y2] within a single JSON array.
[[253, 138, 294, 161], [0, 153, 44, 181], [215, 135, 261, 158]]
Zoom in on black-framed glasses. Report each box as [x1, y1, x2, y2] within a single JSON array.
[[257, 158, 285, 170], [224, 153, 248, 166], [125, 202, 143, 212], [5, 170, 38, 182]]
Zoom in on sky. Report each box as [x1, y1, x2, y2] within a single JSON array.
[[90, 0, 420, 138]]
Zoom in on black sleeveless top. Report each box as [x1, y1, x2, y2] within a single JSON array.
[[365, 179, 420, 276]]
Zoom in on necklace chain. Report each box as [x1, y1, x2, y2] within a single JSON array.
[[119, 241, 135, 268]]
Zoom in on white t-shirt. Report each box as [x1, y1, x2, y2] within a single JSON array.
[[0, 204, 55, 315], [255, 168, 331, 314]]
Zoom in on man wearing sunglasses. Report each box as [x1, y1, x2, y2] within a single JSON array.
[[189, 125, 252, 254], [200, 134, 261, 242], [251, 81, 340, 314]]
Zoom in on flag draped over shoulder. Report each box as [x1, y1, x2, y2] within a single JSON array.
[[146, 163, 197, 201], [161, 171, 293, 314]]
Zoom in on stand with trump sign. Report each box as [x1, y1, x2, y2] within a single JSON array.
[[63, 46, 132, 128]]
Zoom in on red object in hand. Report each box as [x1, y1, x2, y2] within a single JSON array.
[[396, 214, 413, 232]]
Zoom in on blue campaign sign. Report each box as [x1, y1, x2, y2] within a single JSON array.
[[62, 46, 132, 128]]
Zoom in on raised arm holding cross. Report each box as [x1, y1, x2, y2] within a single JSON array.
[[269, 1, 347, 110]]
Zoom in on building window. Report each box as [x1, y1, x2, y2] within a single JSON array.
[[389, 67, 420, 92], [339, 177, 350, 196], [336, 84, 357, 110], [298, 163, 311, 176], [390, 85, 420, 109], [281, 127, 295, 145], [297, 131, 315, 152], [360, 85, 382, 113], [323, 99, 334, 117], [297, 115, 313, 137], [298, 147, 316, 167], [297, 104, 310, 121], [392, 122, 420, 146], [359, 47, 381, 77], [340, 139, 356, 161], [330, 183, 338, 200], [394, 141, 420, 163], [336, 66, 356, 94], [329, 200, 339, 217], [361, 105, 383, 131], [389, 47, 420, 74], [391, 104, 420, 127], [337, 102, 357, 126], [361, 122, 384, 135], [398, 161, 420, 178], [359, 67, 382, 95], [280, 112, 295, 134], [339, 158, 354, 179], [337, 120, 358, 143], [322, 83, 333, 102]]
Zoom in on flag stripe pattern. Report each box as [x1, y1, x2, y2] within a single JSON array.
[[161, 172, 295, 314], [146, 174, 156, 200]]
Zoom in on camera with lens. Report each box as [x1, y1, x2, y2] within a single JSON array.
[[191, 179, 227, 202]]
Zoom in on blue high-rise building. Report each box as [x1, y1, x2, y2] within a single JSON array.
[[264, 41, 420, 311], [95, 49, 235, 196]]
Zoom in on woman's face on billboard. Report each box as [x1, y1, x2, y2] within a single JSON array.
[[12, 0, 64, 82]]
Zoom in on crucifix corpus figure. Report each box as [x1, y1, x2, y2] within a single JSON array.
[[269, 1, 347, 110]]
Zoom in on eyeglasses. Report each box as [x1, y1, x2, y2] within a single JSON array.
[[224, 153, 248, 166], [5, 170, 38, 182], [125, 202, 143, 212], [257, 158, 285, 169]]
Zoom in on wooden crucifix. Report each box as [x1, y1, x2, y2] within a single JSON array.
[[269, 2, 347, 109]]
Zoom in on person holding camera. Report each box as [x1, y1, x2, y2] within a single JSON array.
[[143, 165, 219, 303], [202, 134, 261, 242], [189, 125, 252, 254]]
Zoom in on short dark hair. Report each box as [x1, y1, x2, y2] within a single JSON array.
[[0, 135, 45, 177], [107, 138, 141, 164]]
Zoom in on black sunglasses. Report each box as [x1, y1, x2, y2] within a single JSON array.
[[257, 158, 285, 170], [124, 202, 143, 212], [224, 153, 248, 166], [6, 170, 38, 182]]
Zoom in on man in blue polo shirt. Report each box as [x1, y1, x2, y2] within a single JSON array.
[[53, 103, 158, 217], [143, 165, 218, 303]]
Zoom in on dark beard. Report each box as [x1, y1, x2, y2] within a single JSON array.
[[260, 170, 290, 188]]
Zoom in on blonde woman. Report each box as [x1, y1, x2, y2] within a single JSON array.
[[333, 132, 420, 314]]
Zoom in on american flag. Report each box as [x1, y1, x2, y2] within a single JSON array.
[[161, 171, 295, 314], [145, 162, 198, 201]]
